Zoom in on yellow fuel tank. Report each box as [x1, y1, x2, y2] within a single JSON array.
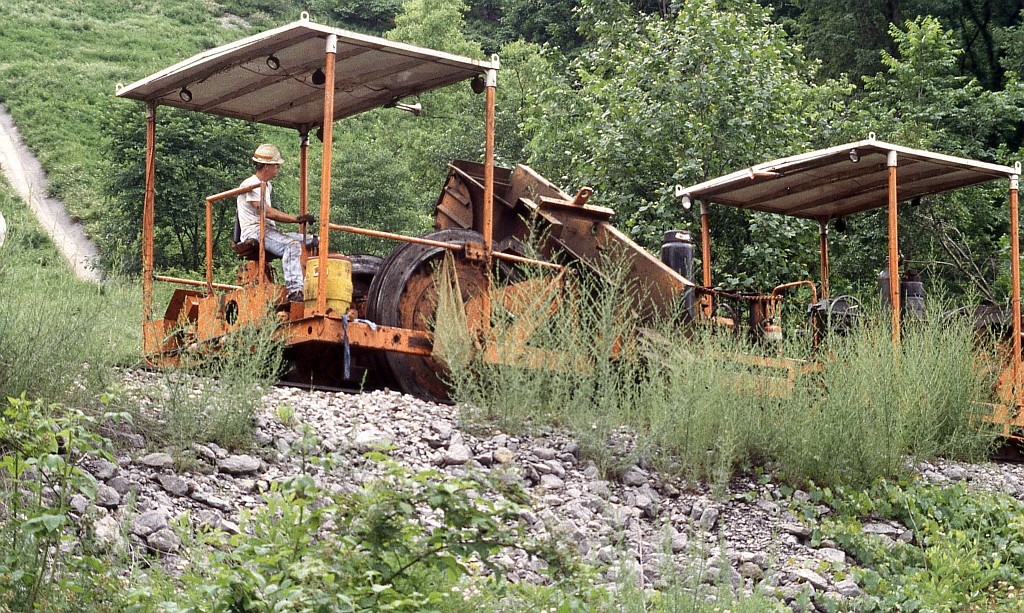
[[304, 255, 353, 313]]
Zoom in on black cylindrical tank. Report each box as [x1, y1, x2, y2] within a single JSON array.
[[901, 269, 926, 319], [662, 230, 695, 321]]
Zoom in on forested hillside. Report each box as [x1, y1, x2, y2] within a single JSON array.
[[1, 0, 1022, 293]]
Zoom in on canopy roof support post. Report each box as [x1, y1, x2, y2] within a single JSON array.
[[887, 151, 901, 346], [818, 219, 830, 300], [481, 64, 497, 334], [700, 202, 712, 318], [205, 195, 214, 295], [299, 129, 310, 269], [1010, 172, 1021, 403], [258, 184, 268, 283], [142, 101, 156, 353], [317, 34, 338, 315]]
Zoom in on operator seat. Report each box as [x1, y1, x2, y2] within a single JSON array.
[[230, 216, 280, 261]]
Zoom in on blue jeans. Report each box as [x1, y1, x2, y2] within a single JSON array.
[[246, 228, 316, 295]]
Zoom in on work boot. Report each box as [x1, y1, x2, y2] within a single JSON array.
[[288, 290, 304, 303]]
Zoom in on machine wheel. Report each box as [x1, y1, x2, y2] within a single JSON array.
[[365, 229, 488, 403]]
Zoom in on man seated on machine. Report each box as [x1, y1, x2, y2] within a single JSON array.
[[237, 143, 317, 303]]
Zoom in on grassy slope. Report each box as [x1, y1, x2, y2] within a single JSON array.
[[0, 176, 140, 403], [0, 0, 300, 238]]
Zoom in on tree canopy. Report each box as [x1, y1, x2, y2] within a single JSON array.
[[96, 0, 1024, 302]]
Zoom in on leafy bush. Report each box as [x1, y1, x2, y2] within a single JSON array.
[[0, 396, 128, 612], [124, 455, 563, 612], [820, 478, 1024, 612]]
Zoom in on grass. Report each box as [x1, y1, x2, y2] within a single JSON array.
[[0, 0, 303, 246], [444, 256, 1000, 490], [0, 178, 138, 406]]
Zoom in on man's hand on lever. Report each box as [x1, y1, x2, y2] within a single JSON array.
[[295, 213, 316, 224]]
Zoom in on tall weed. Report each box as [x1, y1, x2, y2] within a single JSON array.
[[444, 257, 1000, 489], [131, 318, 285, 451]]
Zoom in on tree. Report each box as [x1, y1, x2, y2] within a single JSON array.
[[101, 102, 260, 274], [833, 16, 1024, 299], [521, 0, 850, 290]]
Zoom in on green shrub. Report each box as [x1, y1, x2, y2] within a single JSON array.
[[819, 478, 1024, 612], [124, 455, 563, 612], [0, 396, 129, 612]]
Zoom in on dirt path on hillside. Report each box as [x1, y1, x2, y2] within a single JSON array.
[[0, 105, 102, 282]]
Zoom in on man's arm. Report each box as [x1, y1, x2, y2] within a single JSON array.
[[245, 199, 313, 224]]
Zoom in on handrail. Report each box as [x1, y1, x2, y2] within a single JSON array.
[[154, 275, 242, 291], [771, 280, 818, 306], [328, 223, 565, 271]]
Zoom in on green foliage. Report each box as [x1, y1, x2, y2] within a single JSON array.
[[821, 478, 1024, 612], [0, 396, 128, 612], [521, 0, 852, 289], [308, 0, 403, 32], [125, 457, 557, 612], [829, 16, 1024, 300], [100, 102, 261, 274]]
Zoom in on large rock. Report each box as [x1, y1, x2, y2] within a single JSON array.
[[157, 473, 193, 497], [539, 474, 565, 490], [444, 443, 473, 466], [790, 568, 830, 591], [147, 528, 181, 553], [835, 578, 864, 598], [95, 484, 121, 508], [131, 510, 168, 537], [699, 506, 720, 531], [93, 515, 124, 552], [92, 459, 119, 480], [217, 455, 261, 475], [353, 427, 391, 453], [138, 453, 174, 469]]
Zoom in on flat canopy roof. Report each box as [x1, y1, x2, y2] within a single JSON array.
[[116, 16, 495, 130], [677, 138, 1019, 220]]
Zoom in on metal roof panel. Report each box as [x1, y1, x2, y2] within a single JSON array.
[[116, 18, 494, 130], [678, 139, 1018, 219]]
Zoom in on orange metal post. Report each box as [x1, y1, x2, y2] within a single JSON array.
[[258, 183, 267, 284], [317, 34, 338, 315], [299, 130, 310, 269], [887, 151, 901, 345], [1010, 174, 1021, 402], [700, 202, 712, 317], [142, 101, 156, 351], [482, 66, 497, 334], [818, 219, 830, 299], [205, 197, 214, 295]]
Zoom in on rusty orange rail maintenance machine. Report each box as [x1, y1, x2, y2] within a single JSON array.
[[115, 13, 693, 402], [119, 14, 1024, 430], [674, 136, 1024, 437]]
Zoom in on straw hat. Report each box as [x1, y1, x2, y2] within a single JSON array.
[[252, 143, 284, 165]]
